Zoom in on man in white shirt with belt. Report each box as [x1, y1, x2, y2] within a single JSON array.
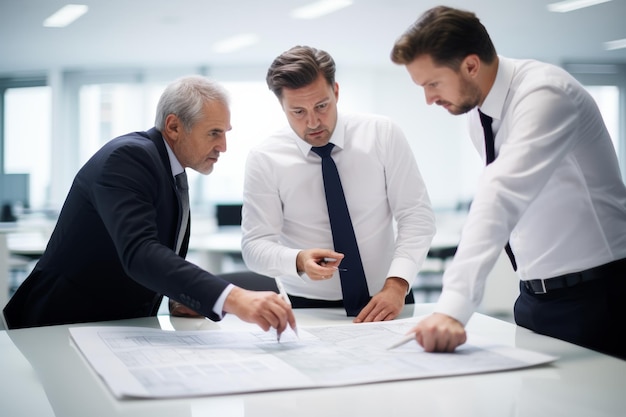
[[390, 6, 626, 359], [241, 45, 436, 323]]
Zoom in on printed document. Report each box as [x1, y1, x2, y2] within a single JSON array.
[[69, 319, 556, 398]]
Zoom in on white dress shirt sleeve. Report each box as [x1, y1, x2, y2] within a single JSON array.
[[436, 71, 581, 325]]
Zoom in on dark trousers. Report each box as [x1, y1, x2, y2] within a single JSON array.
[[514, 266, 626, 360]]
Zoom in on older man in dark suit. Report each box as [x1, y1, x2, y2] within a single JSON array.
[[4, 75, 295, 335]]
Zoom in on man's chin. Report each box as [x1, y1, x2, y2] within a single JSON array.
[[196, 165, 215, 176]]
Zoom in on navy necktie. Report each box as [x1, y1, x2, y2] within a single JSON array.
[[175, 171, 190, 255], [311, 143, 370, 316], [478, 110, 518, 271]]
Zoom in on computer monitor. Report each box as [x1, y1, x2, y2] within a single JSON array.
[[215, 203, 242, 227], [0, 173, 30, 221]]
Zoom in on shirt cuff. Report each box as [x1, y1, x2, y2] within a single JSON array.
[[387, 256, 418, 289], [213, 283, 235, 319], [433, 289, 475, 326], [280, 247, 311, 281]]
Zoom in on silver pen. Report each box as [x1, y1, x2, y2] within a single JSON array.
[[386, 332, 416, 350], [275, 277, 299, 341]]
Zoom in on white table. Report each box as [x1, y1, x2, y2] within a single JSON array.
[[2, 304, 625, 417], [0, 221, 50, 307]]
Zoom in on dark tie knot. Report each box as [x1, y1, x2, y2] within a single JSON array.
[[175, 172, 189, 191], [478, 109, 493, 129], [311, 143, 335, 158]]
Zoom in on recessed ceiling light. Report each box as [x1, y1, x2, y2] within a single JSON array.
[[547, 0, 611, 13], [213, 33, 260, 54], [604, 38, 626, 50], [43, 4, 88, 28], [291, 0, 353, 20]]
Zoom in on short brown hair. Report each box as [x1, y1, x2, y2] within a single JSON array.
[[390, 6, 496, 70], [266, 45, 336, 99]]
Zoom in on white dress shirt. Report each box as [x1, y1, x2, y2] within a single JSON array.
[[241, 112, 436, 300], [436, 56, 626, 325]]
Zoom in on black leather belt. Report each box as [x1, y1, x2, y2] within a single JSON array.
[[522, 257, 626, 294]]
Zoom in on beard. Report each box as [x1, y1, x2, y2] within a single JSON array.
[[441, 78, 482, 115]]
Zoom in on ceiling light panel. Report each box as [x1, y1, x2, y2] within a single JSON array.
[[547, 0, 611, 13], [291, 0, 353, 19], [213, 33, 260, 53], [604, 38, 626, 51], [43, 4, 88, 28]]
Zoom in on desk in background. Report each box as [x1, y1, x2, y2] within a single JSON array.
[[187, 208, 468, 276], [2, 305, 625, 417], [187, 226, 244, 273], [1, 219, 51, 308]]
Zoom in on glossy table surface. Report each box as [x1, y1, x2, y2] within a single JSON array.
[[1, 304, 624, 417]]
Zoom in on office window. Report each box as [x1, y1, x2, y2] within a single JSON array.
[[76, 79, 283, 215], [192, 81, 284, 210], [79, 83, 162, 165], [3, 86, 51, 210]]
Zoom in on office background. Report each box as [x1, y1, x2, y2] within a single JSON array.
[[1, 0, 625, 217]]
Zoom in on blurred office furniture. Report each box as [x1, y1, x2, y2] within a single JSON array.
[[1, 215, 53, 306], [0, 173, 30, 222], [187, 204, 246, 273], [414, 244, 457, 302], [0, 230, 9, 308], [412, 208, 465, 302], [215, 203, 242, 228], [187, 227, 244, 274]]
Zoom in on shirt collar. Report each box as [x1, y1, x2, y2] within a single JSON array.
[[479, 56, 514, 122], [162, 137, 184, 177]]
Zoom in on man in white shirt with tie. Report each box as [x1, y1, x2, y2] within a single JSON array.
[[390, 6, 626, 359], [241, 45, 436, 323]]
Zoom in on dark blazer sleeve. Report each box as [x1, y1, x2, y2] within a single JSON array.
[[89, 131, 229, 321]]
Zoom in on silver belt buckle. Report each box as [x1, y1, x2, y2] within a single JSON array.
[[537, 278, 548, 294]]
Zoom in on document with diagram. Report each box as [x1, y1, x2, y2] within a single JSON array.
[[69, 319, 556, 399]]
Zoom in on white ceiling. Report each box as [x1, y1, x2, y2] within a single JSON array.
[[1, 0, 625, 75]]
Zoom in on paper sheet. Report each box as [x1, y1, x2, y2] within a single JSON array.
[[69, 319, 556, 398]]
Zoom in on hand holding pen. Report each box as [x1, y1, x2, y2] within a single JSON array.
[[295, 249, 347, 281], [275, 277, 299, 342]]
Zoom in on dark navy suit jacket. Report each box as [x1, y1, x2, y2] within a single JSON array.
[[3, 128, 229, 328]]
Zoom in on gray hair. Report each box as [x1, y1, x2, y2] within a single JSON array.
[[155, 75, 230, 132]]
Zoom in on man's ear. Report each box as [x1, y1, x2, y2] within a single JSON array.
[[163, 114, 181, 141], [462, 54, 481, 78]]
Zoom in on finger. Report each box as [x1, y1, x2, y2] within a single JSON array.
[[440, 337, 457, 353], [415, 328, 437, 352], [254, 316, 272, 332], [379, 310, 397, 321], [275, 308, 288, 335], [353, 302, 375, 323], [286, 308, 297, 332], [362, 306, 387, 322], [271, 297, 291, 333]]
